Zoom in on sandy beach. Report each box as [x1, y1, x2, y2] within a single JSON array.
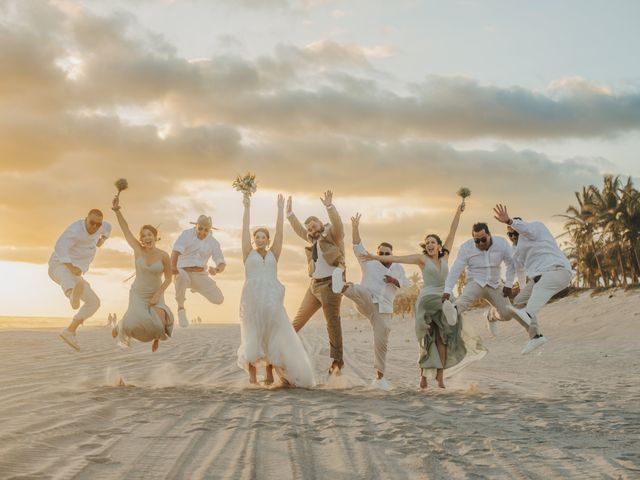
[[1, 289, 639, 480]]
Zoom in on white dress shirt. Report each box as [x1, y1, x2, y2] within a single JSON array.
[[511, 219, 572, 277], [173, 228, 225, 269], [312, 242, 336, 279], [354, 243, 408, 314], [49, 219, 112, 273], [445, 236, 516, 294]]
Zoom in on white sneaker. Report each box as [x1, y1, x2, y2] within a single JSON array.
[[69, 281, 84, 310], [522, 335, 548, 354], [371, 377, 392, 391], [178, 309, 189, 328], [485, 308, 498, 336], [59, 329, 80, 351], [508, 306, 531, 328], [442, 300, 457, 326], [331, 267, 345, 294]]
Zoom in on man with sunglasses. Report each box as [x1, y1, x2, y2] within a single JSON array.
[[442, 222, 531, 337], [49, 209, 111, 351], [342, 213, 408, 390], [494, 204, 573, 354], [172, 215, 226, 328]]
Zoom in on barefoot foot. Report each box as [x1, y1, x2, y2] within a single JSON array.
[[152, 339, 159, 352], [419, 375, 427, 390]]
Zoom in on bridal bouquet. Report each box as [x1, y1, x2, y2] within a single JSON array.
[[232, 173, 257, 197], [115, 178, 129, 198], [457, 187, 471, 200]]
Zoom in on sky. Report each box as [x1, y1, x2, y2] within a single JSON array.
[[0, 0, 639, 321]]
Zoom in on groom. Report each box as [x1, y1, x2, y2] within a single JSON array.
[[287, 191, 346, 374]]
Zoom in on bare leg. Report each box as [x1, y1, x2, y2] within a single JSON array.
[[419, 370, 427, 390], [66, 318, 83, 334], [151, 307, 167, 352], [265, 365, 275, 385], [434, 325, 447, 389], [248, 364, 258, 384]]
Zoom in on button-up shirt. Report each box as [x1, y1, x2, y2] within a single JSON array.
[[511, 219, 572, 277], [444, 236, 516, 294], [354, 243, 408, 314], [49, 219, 112, 273], [173, 228, 225, 269]]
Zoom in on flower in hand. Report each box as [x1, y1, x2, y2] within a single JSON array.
[[115, 178, 128, 196], [233, 173, 257, 197]]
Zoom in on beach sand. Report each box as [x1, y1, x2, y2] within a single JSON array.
[[0, 289, 638, 479]]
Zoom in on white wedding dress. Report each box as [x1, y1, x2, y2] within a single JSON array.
[[237, 250, 315, 387]]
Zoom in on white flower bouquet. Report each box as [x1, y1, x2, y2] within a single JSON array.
[[232, 173, 257, 197]]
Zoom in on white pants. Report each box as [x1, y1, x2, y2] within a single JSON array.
[[513, 267, 573, 337], [455, 282, 529, 332], [175, 269, 224, 307], [344, 284, 391, 374], [48, 261, 100, 322]]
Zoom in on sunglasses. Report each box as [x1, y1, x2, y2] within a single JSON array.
[[197, 226, 211, 233], [507, 232, 519, 238], [474, 237, 489, 244], [88, 220, 103, 228], [378, 252, 391, 256]]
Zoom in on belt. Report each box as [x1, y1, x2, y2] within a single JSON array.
[[312, 276, 333, 283]]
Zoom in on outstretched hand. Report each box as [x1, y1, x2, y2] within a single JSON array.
[[358, 252, 376, 263], [286, 196, 293, 215], [458, 201, 466, 214], [493, 204, 511, 224], [277, 193, 284, 210], [112, 195, 121, 211], [351, 212, 361, 227], [321, 190, 333, 207]]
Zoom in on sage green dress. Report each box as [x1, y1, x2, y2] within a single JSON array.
[[415, 259, 486, 377], [117, 257, 174, 346]]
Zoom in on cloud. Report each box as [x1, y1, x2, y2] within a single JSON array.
[[0, 0, 628, 275]]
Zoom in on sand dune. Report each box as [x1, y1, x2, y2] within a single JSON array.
[[0, 289, 639, 479]]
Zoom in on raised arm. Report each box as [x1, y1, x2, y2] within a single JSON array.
[[351, 213, 362, 245], [360, 252, 425, 267], [271, 194, 285, 260], [322, 190, 344, 239], [443, 201, 465, 253], [111, 196, 141, 254], [286, 196, 309, 242], [494, 204, 537, 240], [242, 194, 252, 262]]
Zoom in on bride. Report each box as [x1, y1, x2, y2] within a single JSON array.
[[236, 193, 315, 388]]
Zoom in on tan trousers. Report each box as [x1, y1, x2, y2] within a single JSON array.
[[455, 282, 529, 332], [175, 269, 224, 307], [293, 279, 343, 362], [344, 284, 392, 374], [48, 262, 101, 322], [513, 267, 572, 338]]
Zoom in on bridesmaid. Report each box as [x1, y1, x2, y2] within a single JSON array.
[[111, 195, 174, 352], [362, 200, 485, 389]]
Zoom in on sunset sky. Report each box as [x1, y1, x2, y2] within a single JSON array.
[[1, 0, 639, 321]]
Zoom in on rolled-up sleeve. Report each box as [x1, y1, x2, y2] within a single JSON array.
[[211, 238, 225, 265]]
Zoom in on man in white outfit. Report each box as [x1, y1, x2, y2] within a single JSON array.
[[494, 204, 573, 354], [49, 209, 111, 351], [171, 215, 226, 327], [485, 218, 528, 336], [342, 213, 408, 390], [442, 222, 530, 335]]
